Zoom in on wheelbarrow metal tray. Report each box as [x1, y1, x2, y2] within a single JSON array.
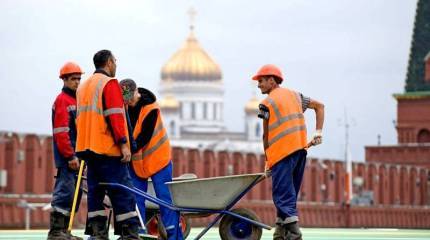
[[166, 173, 263, 210], [145, 174, 198, 210], [145, 182, 158, 209]]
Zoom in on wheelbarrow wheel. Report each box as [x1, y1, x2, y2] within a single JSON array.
[[219, 208, 263, 240], [149, 213, 191, 239], [146, 215, 162, 237]]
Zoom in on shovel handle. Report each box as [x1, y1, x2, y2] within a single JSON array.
[[68, 160, 85, 232]]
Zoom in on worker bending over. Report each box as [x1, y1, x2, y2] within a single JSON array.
[[120, 79, 183, 240]]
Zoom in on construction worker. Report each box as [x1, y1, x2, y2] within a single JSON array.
[[119, 79, 184, 240], [48, 62, 84, 240], [252, 64, 324, 240], [75, 50, 140, 239]]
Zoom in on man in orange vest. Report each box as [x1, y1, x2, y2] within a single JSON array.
[[48, 62, 84, 240], [75, 50, 140, 239], [119, 79, 183, 240], [252, 64, 324, 240]]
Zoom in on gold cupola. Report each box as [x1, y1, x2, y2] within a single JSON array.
[[161, 24, 222, 82], [245, 95, 260, 114], [159, 94, 180, 110]]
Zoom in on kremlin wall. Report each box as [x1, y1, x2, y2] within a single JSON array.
[[0, 132, 429, 229]]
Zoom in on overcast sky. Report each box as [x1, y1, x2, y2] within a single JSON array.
[[0, 0, 418, 161]]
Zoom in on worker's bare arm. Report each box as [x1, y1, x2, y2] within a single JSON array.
[[308, 98, 324, 131], [307, 98, 324, 146]]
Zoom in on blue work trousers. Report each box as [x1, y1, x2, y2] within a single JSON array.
[[51, 167, 82, 216], [86, 156, 139, 227], [271, 149, 307, 224], [130, 162, 183, 240]]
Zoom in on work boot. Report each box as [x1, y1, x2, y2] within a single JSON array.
[[47, 212, 71, 240], [273, 223, 286, 240], [84, 218, 94, 239], [284, 221, 302, 240], [89, 217, 109, 240], [117, 223, 140, 240], [64, 216, 84, 240]]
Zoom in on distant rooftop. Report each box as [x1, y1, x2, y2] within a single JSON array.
[[393, 91, 430, 99]]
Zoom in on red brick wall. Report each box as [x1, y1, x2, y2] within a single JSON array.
[[0, 132, 429, 229], [187, 202, 430, 228], [366, 96, 430, 168], [397, 98, 430, 144], [2, 197, 429, 229], [365, 145, 430, 168], [0, 197, 88, 229], [4, 134, 25, 194]]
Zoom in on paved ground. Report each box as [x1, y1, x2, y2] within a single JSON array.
[[1, 228, 430, 240]]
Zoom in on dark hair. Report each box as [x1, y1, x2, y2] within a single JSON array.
[[61, 73, 73, 80], [262, 75, 283, 84], [119, 78, 137, 92], [93, 49, 113, 69], [272, 75, 283, 84]]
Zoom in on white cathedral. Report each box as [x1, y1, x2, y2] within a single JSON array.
[[156, 20, 263, 153]]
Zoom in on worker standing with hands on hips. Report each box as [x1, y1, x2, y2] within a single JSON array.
[[75, 50, 140, 239], [119, 79, 184, 240], [48, 62, 84, 240], [252, 64, 324, 240]]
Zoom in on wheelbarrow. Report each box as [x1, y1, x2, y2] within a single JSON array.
[[144, 174, 198, 239], [100, 173, 271, 240]]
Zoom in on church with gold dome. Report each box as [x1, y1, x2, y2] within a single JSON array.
[[157, 16, 263, 153]]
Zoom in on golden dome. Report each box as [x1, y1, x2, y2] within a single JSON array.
[[245, 95, 260, 114], [161, 30, 222, 81], [159, 95, 179, 109]]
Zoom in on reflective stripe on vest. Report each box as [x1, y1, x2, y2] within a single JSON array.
[[75, 73, 129, 156], [266, 97, 305, 131], [53, 127, 70, 134], [131, 123, 167, 161], [131, 103, 171, 179], [268, 125, 307, 147], [262, 87, 307, 169], [66, 105, 76, 112], [77, 77, 105, 116], [103, 107, 124, 116]]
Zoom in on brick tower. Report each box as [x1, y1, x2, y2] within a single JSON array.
[[365, 0, 430, 168]]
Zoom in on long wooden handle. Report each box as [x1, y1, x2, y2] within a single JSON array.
[[68, 160, 85, 232]]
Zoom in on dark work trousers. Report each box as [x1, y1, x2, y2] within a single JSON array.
[[51, 167, 82, 216], [271, 149, 307, 224], [86, 156, 140, 227]]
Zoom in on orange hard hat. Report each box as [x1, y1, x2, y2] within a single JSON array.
[[59, 62, 84, 78], [252, 64, 283, 81]]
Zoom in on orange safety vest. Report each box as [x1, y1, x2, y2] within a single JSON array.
[[261, 87, 307, 169], [75, 73, 129, 157], [131, 103, 171, 179]]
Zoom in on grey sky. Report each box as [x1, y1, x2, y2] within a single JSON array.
[[0, 0, 418, 161]]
